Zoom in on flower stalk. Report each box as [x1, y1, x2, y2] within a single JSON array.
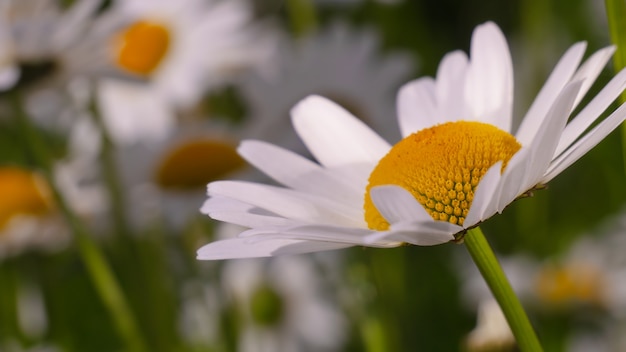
[[11, 93, 147, 352], [463, 227, 543, 352]]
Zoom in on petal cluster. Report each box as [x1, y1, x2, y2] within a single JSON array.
[[198, 22, 626, 260]]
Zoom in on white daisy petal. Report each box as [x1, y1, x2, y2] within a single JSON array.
[[465, 21, 513, 132], [364, 221, 457, 246], [241, 225, 400, 248], [208, 181, 363, 227], [397, 77, 437, 136], [493, 150, 533, 214], [554, 68, 626, 157], [569, 46, 616, 109], [464, 161, 503, 225], [197, 237, 350, 260], [436, 50, 470, 121], [515, 42, 587, 145], [291, 95, 391, 167], [543, 102, 626, 183], [201, 197, 295, 229], [238, 140, 362, 206], [369, 185, 433, 223], [522, 80, 583, 187]]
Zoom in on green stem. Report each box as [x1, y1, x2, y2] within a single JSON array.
[[605, 0, 626, 174], [11, 93, 146, 352], [285, 0, 317, 37], [88, 99, 131, 238], [464, 227, 543, 352], [0, 260, 22, 344]]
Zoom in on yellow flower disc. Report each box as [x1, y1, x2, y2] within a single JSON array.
[[535, 264, 606, 307], [0, 167, 52, 231], [364, 121, 521, 230], [116, 21, 171, 76], [155, 139, 245, 190]]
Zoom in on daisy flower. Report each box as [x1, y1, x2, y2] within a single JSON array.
[[0, 0, 119, 91], [0, 121, 105, 258], [238, 22, 414, 152], [0, 0, 130, 126], [97, 0, 277, 145], [197, 21, 626, 260], [116, 120, 246, 231]]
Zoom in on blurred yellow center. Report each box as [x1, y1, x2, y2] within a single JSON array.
[[364, 121, 521, 230], [116, 20, 170, 76], [155, 139, 245, 189], [535, 264, 606, 307], [0, 167, 52, 231]]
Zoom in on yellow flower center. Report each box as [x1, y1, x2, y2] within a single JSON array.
[[155, 139, 245, 190], [0, 167, 52, 231], [115, 20, 171, 76], [364, 121, 521, 230], [535, 264, 606, 308]]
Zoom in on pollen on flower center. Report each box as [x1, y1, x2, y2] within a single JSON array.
[[0, 167, 52, 231], [364, 121, 521, 230], [115, 20, 171, 76], [155, 139, 245, 190]]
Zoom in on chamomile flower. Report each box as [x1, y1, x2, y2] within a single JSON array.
[[0, 0, 131, 127], [0, 0, 119, 91], [0, 120, 105, 258], [116, 120, 247, 231], [198, 21, 626, 260], [97, 0, 277, 145]]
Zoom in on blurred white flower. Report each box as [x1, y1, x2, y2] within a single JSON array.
[[97, 0, 278, 145], [465, 299, 515, 352], [115, 120, 247, 231], [238, 22, 414, 153], [0, 0, 136, 131], [220, 223, 347, 352], [0, 121, 106, 258], [0, 0, 121, 91]]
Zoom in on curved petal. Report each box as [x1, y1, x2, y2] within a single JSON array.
[[240, 224, 400, 248], [238, 140, 363, 206], [436, 50, 470, 122], [201, 196, 295, 229], [291, 95, 391, 167], [464, 161, 503, 225], [364, 221, 457, 246], [521, 81, 583, 188], [369, 185, 433, 224], [197, 237, 351, 260], [465, 22, 513, 132], [396, 77, 437, 137], [543, 102, 626, 183], [496, 151, 531, 213], [208, 181, 364, 226], [554, 67, 626, 157], [516, 42, 587, 145], [569, 46, 616, 110]]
